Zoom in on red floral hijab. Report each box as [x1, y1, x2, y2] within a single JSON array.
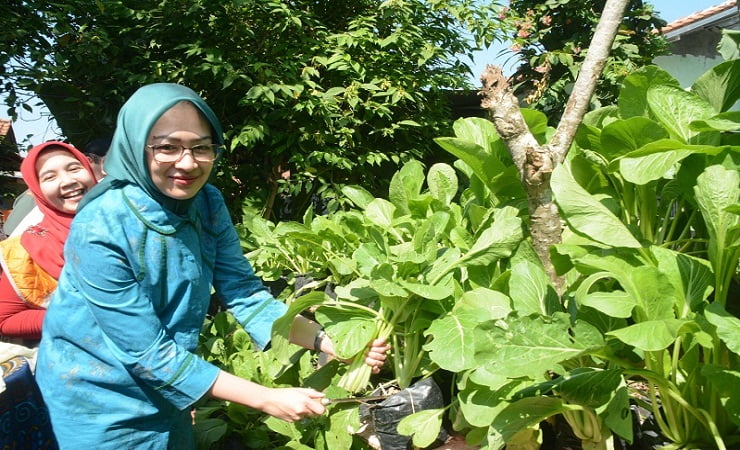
[[19, 141, 96, 279]]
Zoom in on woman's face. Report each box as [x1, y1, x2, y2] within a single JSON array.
[[146, 101, 215, 200], [35, 148, 96, 214]]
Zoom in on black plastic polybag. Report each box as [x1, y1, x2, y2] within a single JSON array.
[[368, 377, 449, 450]]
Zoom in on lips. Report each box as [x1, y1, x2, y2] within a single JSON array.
[[170, 175, 200, 186], [60, 188, 86, 200]]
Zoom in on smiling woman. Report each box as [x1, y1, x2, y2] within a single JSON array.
[[0, 142, 96, 343], [33, 83, 389, 449], [36, 148, 96, 214]]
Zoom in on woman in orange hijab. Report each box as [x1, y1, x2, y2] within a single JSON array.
[[0, 141, 97, 342]]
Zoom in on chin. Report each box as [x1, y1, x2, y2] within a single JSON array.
[[164, 190, 200, 200]]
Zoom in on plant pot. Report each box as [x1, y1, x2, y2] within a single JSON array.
[[361, 377, 449, 450]]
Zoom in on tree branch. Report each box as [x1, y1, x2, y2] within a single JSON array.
[[479, 0, 631, 292], [549, 0, 631, 162]]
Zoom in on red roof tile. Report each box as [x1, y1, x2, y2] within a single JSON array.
[[662, 1, 737, 33], [0, 119, 11, 138]]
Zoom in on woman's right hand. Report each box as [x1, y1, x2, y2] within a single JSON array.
[[256, 387, 326, 422], [209, 371, 326, 422]]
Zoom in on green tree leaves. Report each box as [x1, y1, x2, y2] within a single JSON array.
[[2, 0, 507, 220]]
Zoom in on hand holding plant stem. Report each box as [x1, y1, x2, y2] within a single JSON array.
[[318, 333, 391, 376], [337, 317, 394, 393]]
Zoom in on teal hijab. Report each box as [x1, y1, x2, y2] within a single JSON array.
[[79, 83, 223, 214]]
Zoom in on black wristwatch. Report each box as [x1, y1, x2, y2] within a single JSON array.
[[313, 329, 326, 352]]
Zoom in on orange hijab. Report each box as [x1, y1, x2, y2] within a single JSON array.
[[19, 141, 96, 279]]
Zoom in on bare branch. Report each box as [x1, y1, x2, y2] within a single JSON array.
[[549, 0, 631, 162], [479, 64, 541, 176]]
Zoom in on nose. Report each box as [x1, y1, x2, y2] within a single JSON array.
[[59, 171, 79, 186], [174, 149, 199, 168]]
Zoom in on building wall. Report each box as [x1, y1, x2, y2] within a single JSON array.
[[653, 29, 726, 88], [654, 5, 739, 88]]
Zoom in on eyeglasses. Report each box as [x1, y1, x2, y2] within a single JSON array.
[[146, 143, 222, 163]]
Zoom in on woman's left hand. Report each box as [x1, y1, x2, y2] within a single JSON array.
[[364, 337, 390, 374], [320, 335, 390, 373]]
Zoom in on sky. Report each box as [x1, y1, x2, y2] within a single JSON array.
[[3, 0, 728, 147]]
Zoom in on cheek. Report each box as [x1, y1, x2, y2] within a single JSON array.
[[149, 163, 167, 183], [39, 181, 60, 204], [79, 172, 96, 187]]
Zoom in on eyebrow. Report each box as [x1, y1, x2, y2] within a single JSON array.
[[151, 134, 212, 141]]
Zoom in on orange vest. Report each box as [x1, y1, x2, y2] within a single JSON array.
[[0, 236, 57, 308]]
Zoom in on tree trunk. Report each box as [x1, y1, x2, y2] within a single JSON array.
[[479, 0, 631, 292]]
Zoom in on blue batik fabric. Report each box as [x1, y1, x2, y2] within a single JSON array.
[[36, 183, 287, 449]]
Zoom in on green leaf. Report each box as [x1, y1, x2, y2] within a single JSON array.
[[705, 303, 740, 355], [618, 66, 680, 119], [412, 211, 450, 253], [372, 279, 408, 297], [691, 59, 740, 113], [264, 415, 301, 439], [364, 198, 396, 229], [452, 207, 523, 269], [271, 291, 328, 364], [493, 397, 566, 442], [315, 306, 378, 359], [647, 85, 717, 143], [434, 117, 507, 195], [427, 163, 458, 205], [701, 364, 740, 427], [651, 246, 713, 314], [425, 314, 479, 372], [329, 256, 356, 276], [579, 290, 636, 319], [399, 275, 454, 301], [424, 288, 510, 372], [690, 111, 740, 132], [397, 409, 444, 448], [452, 116, 501, 153], [458, 382, 519, 428], [695, 165, 740, 306], [521, 108, 551, 144], [425, 247, 462, 285], [607, 319, 693, 351], [193, 418, 228, 449], [695, 165, 740, 252], [604, 385, 633, 442], [341, 185, 375, 209], [475, 313, 601, 379], [556, 369, 622, 407], [628, 266, 676, 321], [617, 141, 692, 185], [551, 164, 641, 248], [600, 117, 669, 162], [389, 160, 425, 215], [717, 29, 740, 61], [509, 260, 560, 316], [616, 139, 725, 185]]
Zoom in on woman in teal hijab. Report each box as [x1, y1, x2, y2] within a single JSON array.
[[36, 84, 389, 449]]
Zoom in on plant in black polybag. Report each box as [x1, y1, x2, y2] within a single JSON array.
[[361, 377, 449, 450]]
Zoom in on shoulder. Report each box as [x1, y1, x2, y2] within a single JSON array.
[[198, 184, 226, 204], [195, 184, 230, 222], [71, 185, 147, 240], [80, 184, 182, 235], [75, 185, 129, 224]]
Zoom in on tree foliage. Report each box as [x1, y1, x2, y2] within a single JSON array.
[[1, 0, 505, 220], [499, 0, 668, 122]]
